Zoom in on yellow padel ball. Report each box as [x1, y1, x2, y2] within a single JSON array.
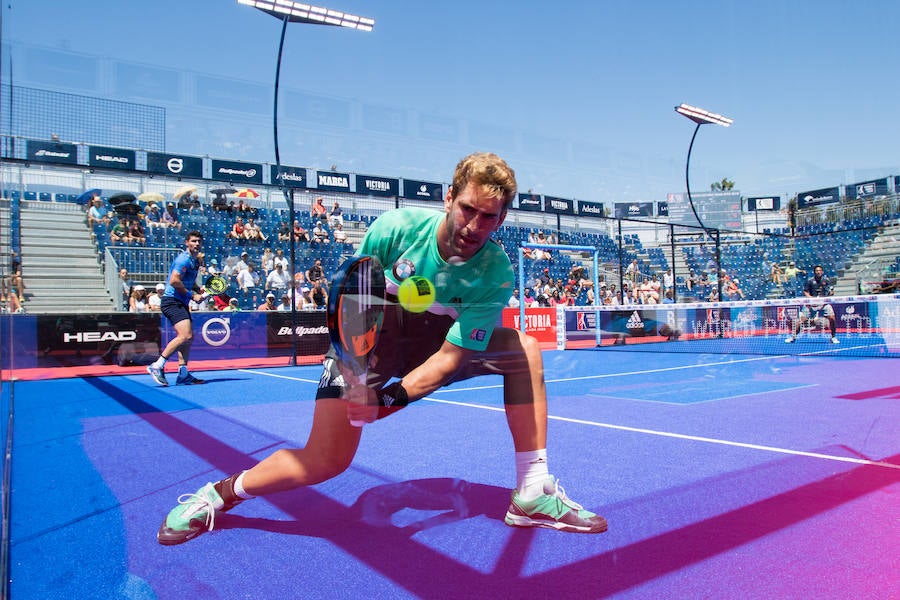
[[397, 276, 436, 313]]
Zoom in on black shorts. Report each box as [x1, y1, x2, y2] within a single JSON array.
[[160, 296, 191, 326]]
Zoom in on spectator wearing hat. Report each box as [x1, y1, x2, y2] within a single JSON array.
[[236, 264, 259, 292], [783, 261, 805, 281], [145, 203, 163, 229], [258, 292, 277, 311], [148, 283, 165, 312], [225, 298, 241, 312], [162, 203, 181, 230], [129, 285, 149, 313], [87, 196, 111, 229], [265, 263, 291, 292], [207, 258, 220, 276], [276, 294, 293, 311]]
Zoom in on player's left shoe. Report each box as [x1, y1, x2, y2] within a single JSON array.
[[505, 476, 607, 533], [831, 336, 840, 344], [176, 371, 205, 385]]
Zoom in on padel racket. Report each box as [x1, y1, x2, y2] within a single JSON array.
[[327, 255, 386, 426], [203, 274, 229, 297]]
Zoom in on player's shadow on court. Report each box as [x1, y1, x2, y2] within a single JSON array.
[[217, 478, 510, 538]]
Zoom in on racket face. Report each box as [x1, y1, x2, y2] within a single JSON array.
[[327, 255, 386, 376], [205, 275, 228, 295]]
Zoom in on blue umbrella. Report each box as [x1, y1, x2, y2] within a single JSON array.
[[75, 188, 102, 205]]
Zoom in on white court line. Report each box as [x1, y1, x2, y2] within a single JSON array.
[[424, 397, 900, 471], [237, 366, 900, 471], [239, 368, 320, 384]]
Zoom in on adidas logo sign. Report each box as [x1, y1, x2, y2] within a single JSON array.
[[626, 311, 644, 330]]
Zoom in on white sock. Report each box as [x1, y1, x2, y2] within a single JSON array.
[[233, 471, 255, 500], [516, 449, 549, 500], [152, 356, 166, 369]]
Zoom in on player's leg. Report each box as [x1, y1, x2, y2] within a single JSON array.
[[786, 307, 807, 343], [481, 326, 607, 533], [158, 391, 362, 545], [148, 300, 191, 385], [171, 318, 205, 384], [825, 304, 838, 343]]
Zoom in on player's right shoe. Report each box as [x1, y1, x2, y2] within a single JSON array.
[[158, 483, 223, 545], [176, 372, 205, 385], [147, 364, 168, 386], [505, 476, 608, 533], [784, 335, 796, 343]]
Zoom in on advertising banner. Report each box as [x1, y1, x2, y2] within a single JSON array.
[[847, 178, 888, 200], [26, 140, 78, 165], [517, 193, 542, 212], [265, 311, 330, 356], [146, 152, 203, 179], [614, 202, 654, 218], [797, 186, 840, 208], [355, 174, 399, 197], [501, 307, 556, 345], [746, 196, 781, 211], [315, 170, 351, 192], [210, 159, 263, 185], [544, 195, 575, 215], [88, 145, 136, 171], [578, 200, 604, 218], [271, 165, 309, 189], [402, 179, 443, 201], [36, 313, 161, 367]]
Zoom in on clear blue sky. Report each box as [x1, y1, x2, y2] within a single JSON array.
[[4, 0, 899, 204]]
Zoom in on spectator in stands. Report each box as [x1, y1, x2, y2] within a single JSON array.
[[293, 220, 310, 242], [311, 220, 330, 244], [783, 261, 805, 281], [148, 283, 165, 312], [697, 271, 711, 295], [4, 251, 24, 305], [236, 263, 259, 292], [206, 258, 220, 276], [662, 289, 675, 304], [309, 278, 328, 309], [212, 194, 229, 212], [162, 203, 181, 230], [625, 259, 640, 285], [290, 273, 312, 310], [236, 199, 255, 216], [245, 217, 268, 242], [265, 263, 291, 292], [329, 201, 344, 227], [663, 269, 674, 293], [277, 294, 293, 311], [686, 269, 697, 292], [708, 286, 720, 302], [87, 196, 111, 229], [110, 219, 129, 244], [257, 292, 278, 311], [723, 276, 745, 300], [273, 249, 289, 272], [306, 259, 326, 284], [768, 259, 784, 284], [311, 196, 327, 221], [145, 203, 164, 229], [128, 218, 146, 245], [227, 216, 246, 240], [129, 285, 149, 313], [260, 247, 275, 274], [178, 192, 201, 213], [872, 277, 899, 294], [118, 268, 133, 310], [225, 298, 241, 312], [277, 221, 291, 242], [508, 288, 520, 308], [332, 222, 349, 246]]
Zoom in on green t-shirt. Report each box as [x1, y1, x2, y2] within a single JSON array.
[[358, 207, 513, 371]]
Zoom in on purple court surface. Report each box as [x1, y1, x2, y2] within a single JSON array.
[[4, 348, 898, 599]]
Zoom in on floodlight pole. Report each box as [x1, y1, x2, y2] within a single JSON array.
[[239, 0, 375, 365], [675, 103, 733, 303]]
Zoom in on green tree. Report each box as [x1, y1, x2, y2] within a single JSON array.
[[710, 178, 735, 192]]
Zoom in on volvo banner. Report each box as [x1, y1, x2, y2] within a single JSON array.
[[544, 195, 575, 215], [402, 179, 443, 201], [517, 193, 542, 212], [797, 186, 840, 208], [88, 145, 136, 171], [271, 164, 308, 188], [146, 152, 203, 179], [356, 174, 399, 197], [210, 159, 263, 184], [26, 140, 78, 165], [315, 170, 351, 192]]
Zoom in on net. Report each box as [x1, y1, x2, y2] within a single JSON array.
[[553, 294, 900, 358]]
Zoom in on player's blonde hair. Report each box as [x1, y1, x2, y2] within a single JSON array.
[[450, 152, 517, 209]]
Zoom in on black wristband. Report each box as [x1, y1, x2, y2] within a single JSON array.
[[377, 381, 409, 407]]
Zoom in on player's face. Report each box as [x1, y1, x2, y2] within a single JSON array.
[[439, 184, 507, 261], [814, 266, 824, 278], [185, 235, 203, 256]]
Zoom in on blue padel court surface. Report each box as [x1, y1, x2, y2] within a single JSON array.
[[6, 349, 899, 599]]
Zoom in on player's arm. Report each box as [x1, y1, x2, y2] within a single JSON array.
[[169, 269, 202, 303]]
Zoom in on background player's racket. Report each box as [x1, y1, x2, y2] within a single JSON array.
[[326, 255, 386, 427], [203, 274, 229, 297]]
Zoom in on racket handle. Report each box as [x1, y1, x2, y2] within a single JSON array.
[[349, 419, 366, 428]]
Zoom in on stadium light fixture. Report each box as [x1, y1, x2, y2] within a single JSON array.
[[238, 0, 374, 364], [675, 103, 733, 302]]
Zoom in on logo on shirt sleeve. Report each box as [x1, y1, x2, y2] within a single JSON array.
[[469, 328, 486, 341]]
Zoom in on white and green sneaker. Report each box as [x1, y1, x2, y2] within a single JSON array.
[[505, 476, 607, 533], [157, 483, 225, 545]]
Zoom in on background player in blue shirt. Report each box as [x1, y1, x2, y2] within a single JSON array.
[[147, 230, 207, 385]]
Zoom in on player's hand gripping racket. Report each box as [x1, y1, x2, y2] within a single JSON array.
[[203, 274, 229, 298], [326, 255, 386, 427]]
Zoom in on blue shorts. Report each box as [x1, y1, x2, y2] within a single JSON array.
[[160, 296, 191, 326]]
